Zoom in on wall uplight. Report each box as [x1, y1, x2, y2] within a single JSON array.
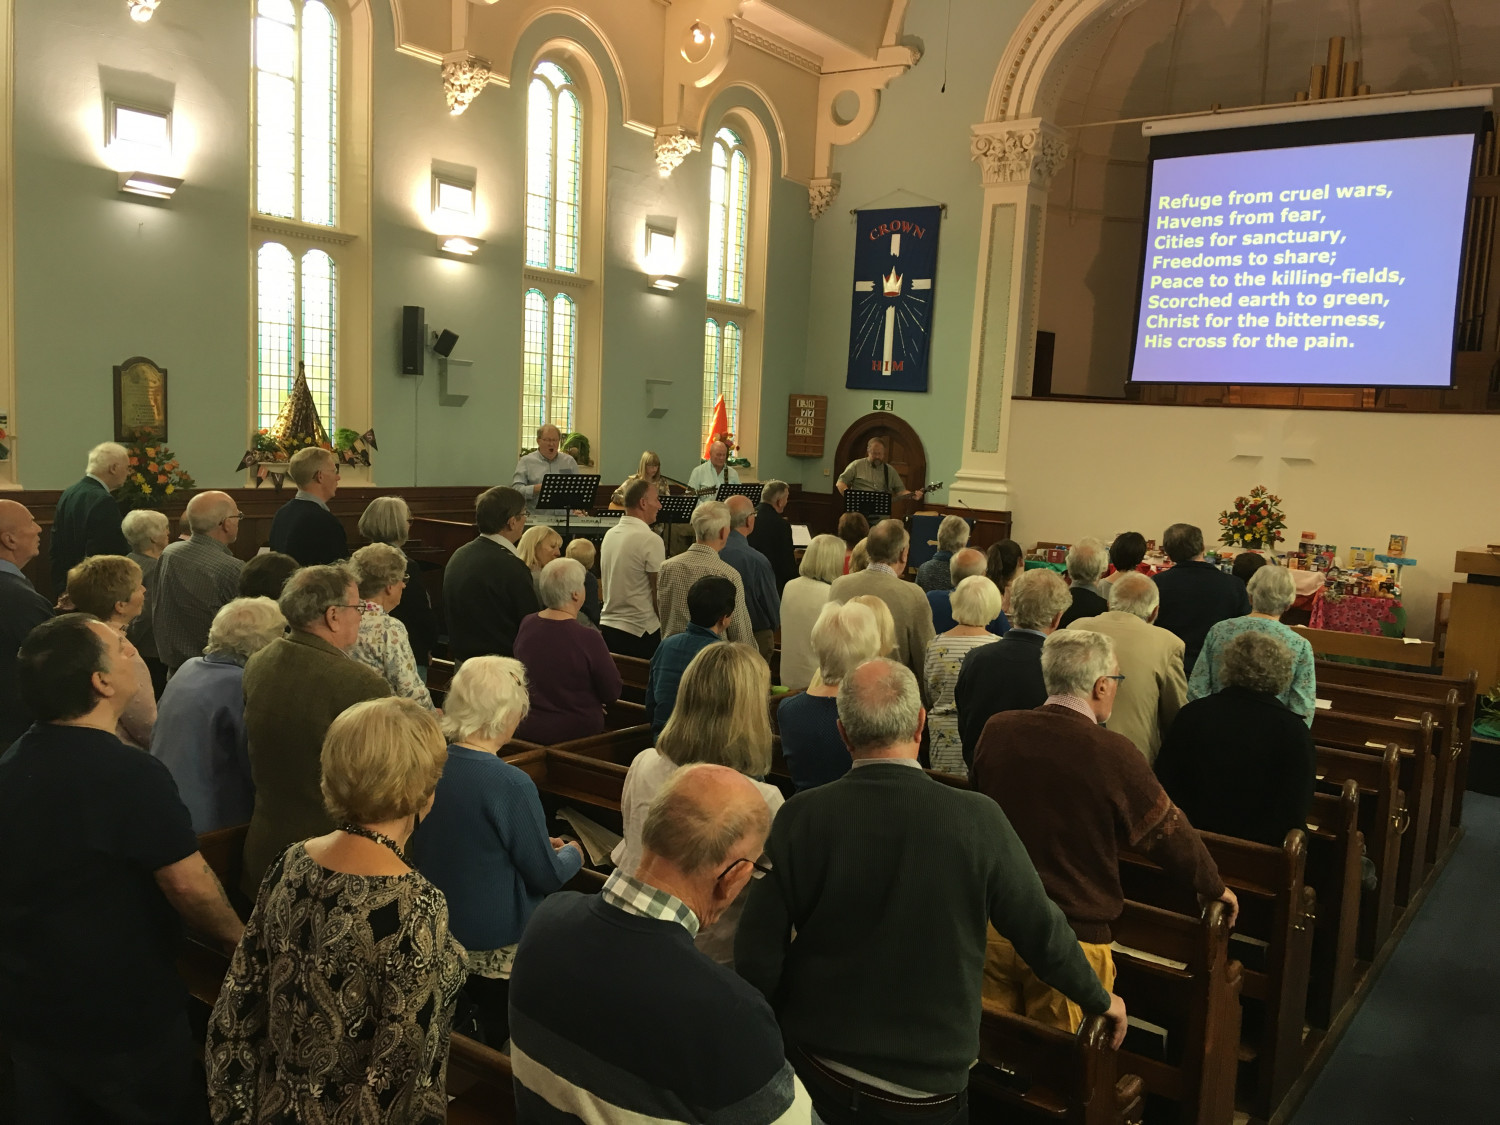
[[438, 235, 486, 258], [644, 220, 682, 292], [127, 0, 161, 23], [118, 170, 183, 199]]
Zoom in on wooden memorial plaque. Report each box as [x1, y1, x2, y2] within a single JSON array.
[[786, 393, 826, 458], [114, 355, 168, 441]]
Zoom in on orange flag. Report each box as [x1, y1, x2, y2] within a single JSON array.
[[703, 394, 730, 461]]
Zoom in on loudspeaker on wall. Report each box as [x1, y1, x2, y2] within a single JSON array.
[[401, 306, 425, 376]]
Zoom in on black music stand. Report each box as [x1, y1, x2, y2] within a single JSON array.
[[843, 488, 892, 522], [535, 473, 601, 538], [658, 494, 700, 526], [716, 482, 764, 503]]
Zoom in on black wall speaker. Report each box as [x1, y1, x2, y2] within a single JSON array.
[[401, 305, 425, 376], [1032, 330, 1056, 397], [433, 329, 459, 358]]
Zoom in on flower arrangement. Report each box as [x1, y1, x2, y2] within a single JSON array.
[[1218, 484, 1286, 548], [251, 427, 330, 462], [117, 429, 194, 509], [0, 423, 9, 461]]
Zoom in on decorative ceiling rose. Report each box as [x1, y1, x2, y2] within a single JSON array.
[[127, 0, 160, 23], [654, 127, 695, 178], [442, 52, 493, 117]]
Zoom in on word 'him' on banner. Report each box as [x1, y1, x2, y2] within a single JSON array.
[[846, 205, 942, 393]]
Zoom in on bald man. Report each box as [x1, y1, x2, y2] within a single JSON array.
[[686, 439, 740, 507], [151, 491, 246, 672], [512, 423, 580, 516], [511, 763, 811, 1125], [51, 441, 132, 588], [0, 500, 53, 746], [720, 494, 780, 662]]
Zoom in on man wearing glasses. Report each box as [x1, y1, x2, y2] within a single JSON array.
[[150, 491, 246, 673], [269, 446, 348, 566], [510, 764, 813, 1125], [970, 629, 1236, 1036]]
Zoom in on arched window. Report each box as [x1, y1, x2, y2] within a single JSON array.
[[525, 61, 582, 273], [252, 0, 353, 440], [702, 318, 741, 446], [707, 127, 749, 304], [521, 289, 577, 451]]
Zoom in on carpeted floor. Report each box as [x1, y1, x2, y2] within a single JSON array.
[[1289, 792, 1500, 1124]]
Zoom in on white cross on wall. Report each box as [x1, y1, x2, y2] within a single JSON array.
[[854, 233, 933, 373]]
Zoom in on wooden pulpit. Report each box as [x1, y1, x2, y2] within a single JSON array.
[[1444, 547, 1500, 693]]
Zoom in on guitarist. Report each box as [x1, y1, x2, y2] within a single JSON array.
[[835, 437, 925, 503], [686, 438, 740, 507]]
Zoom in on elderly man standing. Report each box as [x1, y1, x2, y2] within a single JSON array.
[[51, 441, 132, 588], [828, 518, 934, 684], [723, 495, 781, 662], [599, 477, 666, 659], [927, 547, 997, 634], [0, 500, 52, 746], [0, 614, 244, 1123], [834, 437, 924, 502], [512, 423, 579, 516], [971, 630, 1235, 1033], [151, 491, 246, 673], [510, 763, 812, 1125], [1153, 522, 1251, 673], [444, 486, 542, 660], [687, 438, 739, 505], [738, 659, 1125, 1123], [268, 446, 347, 566], [747, 480, 797, 592], [657, 500, 754, 645], [1068, 572, 1186, 763], [916, 514, 970, 592], [955, 568, 1071, 767], [240, 564, 390, 895], [1059, 537, 1110, 627]]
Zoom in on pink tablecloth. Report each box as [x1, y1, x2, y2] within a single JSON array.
[[1308, 590, 1401, 635]]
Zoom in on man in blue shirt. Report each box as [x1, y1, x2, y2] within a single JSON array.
[[927, 547, 1007, 635], [646, 576, 735, 735], [721, 495, 780, 663]]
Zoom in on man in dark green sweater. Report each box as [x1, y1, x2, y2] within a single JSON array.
[[736, 658, 1126, 1124]]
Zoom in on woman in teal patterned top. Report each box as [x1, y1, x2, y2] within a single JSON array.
[[1188, 564, 1316, 725]]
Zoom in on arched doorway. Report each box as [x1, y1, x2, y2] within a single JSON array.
[[833, 412, 928, 516]]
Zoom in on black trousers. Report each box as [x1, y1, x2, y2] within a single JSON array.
[[9, 1016, 205, 1125], [601, 625, 660, 660], [790, 1046, 967, 1125], [463, 973, 511, 1048]]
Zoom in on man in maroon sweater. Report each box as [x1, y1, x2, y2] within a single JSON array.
[[971, 628, 1238, 1033]]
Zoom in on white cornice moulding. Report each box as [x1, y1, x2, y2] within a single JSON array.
[[252, 215, 358, 246]]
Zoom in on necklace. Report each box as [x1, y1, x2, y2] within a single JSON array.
[[339, 823, 410, 867]]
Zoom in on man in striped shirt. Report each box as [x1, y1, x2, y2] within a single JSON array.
[[509, 763, 811, 1125]]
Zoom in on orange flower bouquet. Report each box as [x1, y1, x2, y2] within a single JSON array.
[[117, 429, 195, 509]]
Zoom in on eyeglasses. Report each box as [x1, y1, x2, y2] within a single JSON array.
[[221, 512, 244, 523], [1104, 674, 1126, 684], [334, 603, 373, 614], [717, 853, 773, 882]]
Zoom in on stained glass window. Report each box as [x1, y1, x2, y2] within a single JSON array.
[[707, 127, 749, 303], [525, 61, 582, 272], [256, 244, 336, 431], [702, 319, 741, 446], [520, 289, 576, 452], [255, 0, 337, 226]]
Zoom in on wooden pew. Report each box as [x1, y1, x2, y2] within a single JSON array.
[[1315, 661, 1478, 841], [1313, 710, 1435, 906], [1292, 625, 1436, 668], [1110, 901, 1242, 1125], [1120, 831, 1313, 1120], [1314, 745, 1402, 962], [1317, 680, 1460, 871], [969, 1009, 1144, 1125], [613, 653, 650, 704], [1303, 780, 1362, 1029], [428, 656, 457, 706]]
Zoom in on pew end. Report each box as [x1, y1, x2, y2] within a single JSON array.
[[971, 1005, 1143, 1125]]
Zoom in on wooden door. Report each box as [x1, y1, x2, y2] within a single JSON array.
[[833, 412, 929, 517]]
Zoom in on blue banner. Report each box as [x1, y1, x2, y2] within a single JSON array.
[[846, 205, 941, 393]]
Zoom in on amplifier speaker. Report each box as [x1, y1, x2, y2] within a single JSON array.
[[401, 305, 425, 376]]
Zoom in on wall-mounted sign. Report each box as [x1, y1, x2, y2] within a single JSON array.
[[786, 394, 827, 458]]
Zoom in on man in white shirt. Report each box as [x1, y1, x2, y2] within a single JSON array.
[[686, 440, 740, 507], [599, 479, 666, 659], [512, 424, 580, 516]]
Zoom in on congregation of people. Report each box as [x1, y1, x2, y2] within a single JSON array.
[[0, 436, 1332, 1125]]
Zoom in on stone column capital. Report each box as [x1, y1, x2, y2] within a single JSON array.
[[970, 118, 1069, 189]]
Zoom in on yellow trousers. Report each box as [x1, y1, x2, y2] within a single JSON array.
[[983, 926, 1116, 1033]]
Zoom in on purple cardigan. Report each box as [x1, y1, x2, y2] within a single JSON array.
[[513, 614, 623, 744]]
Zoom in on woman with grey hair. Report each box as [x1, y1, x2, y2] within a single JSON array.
[[358, 494, 438, 667], [777, 533, 845, 690], [924, 575, 1004, 776], [512, 556, 622, 743], [916, 514, 971, 592], [1188, 563, 1315, 723], [348, 543, 434, 709], [122, 508, 172, 697], [410, 656, 584, 1046], [778, 600, 883, 791], [149, 597, 287, 832], [1157, 630, 1315, 847]]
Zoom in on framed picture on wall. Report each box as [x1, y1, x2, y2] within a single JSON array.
[[113, 356, 168, 441]]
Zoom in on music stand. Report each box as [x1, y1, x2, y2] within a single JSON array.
[[716, 482, 764, 504], [535, 473, 601, 539], [843, 489, 892, 522], [658, 495, 700, 526]]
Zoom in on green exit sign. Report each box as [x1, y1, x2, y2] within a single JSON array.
[[872, 398, 894, 411]]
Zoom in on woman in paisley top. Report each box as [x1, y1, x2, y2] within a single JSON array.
[[206, 697, 466, 1125]]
